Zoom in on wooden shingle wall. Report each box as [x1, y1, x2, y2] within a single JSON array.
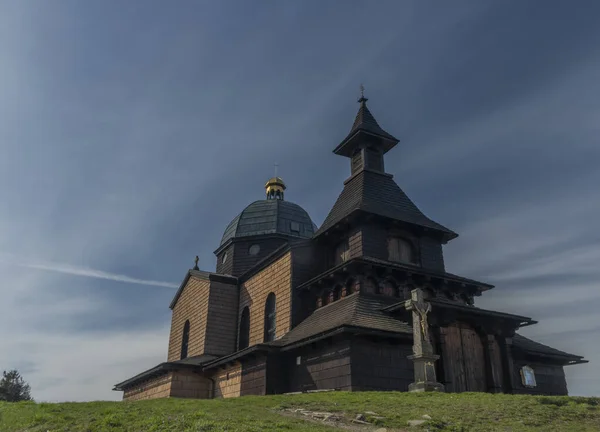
[[212, 363, 242, 398], [167, 277, 211, 362], [123, 373, 173, 401], [239, 252, 292, 345], [204, 280, 239, 356]]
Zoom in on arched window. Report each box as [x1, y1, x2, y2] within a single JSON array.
[[347, 278, 359, 294], [264, 293, 276, 342], [180, 320, 190, 360], [333, 285, 343, 301], [381, 280, 397, 297], [388, 237, 417, 264], [364, 277, 378, 294], [238, 307, 250, 350]]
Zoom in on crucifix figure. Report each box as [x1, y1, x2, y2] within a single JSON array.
[[405, 288, 434, 354], [193, 255, 199, 271], [415, 301, 432, 344]]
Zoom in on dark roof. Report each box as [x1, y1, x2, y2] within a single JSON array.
[[512, 334, 585, 361], [172, 354, 219, 366], [272, 293, 412, 347], [113, 355, 218, 391], [385, 298, 537, 327], [334, 98, 399, 156], [170, 270, 237, 310], [220, 200, 317, 247], [315, 170, 457, 239], [360, 256, 493, 290]]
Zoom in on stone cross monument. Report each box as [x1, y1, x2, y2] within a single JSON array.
[[405, 288, 444, 392]]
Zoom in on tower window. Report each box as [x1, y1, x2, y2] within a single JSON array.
[[351, 149, 363, 174], [238, 307, 250, 350], [334, 239, 350, 265], [222, 252, 228, 264], [290, 221, 300, 233], [180, 320, 190, 360], [249, 244, 261, 256], [365, 147, 383, 172], [388, 237, 417, 264], [264, 293, 276, 342]]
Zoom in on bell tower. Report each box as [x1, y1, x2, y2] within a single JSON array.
[[334, 86, 399, 177]]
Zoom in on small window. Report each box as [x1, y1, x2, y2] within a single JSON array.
[[264, 293, 276, 342], [222, 252, 228, 264], [333, 285, 343, 301], [249, 244, 261, 256], [388, 237, 417, 264], [296, 356, 302, 365], [335, 239, 349, 265], [381, 280, 397, 297], [180, 320, 190, 360], [290, 221, 300, 233], [520, 365, 537, 388]]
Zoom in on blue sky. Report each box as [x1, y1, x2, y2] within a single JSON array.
[[1, 0, 599, 401]]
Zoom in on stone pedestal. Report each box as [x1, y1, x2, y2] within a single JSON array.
[[406, 288, 445, 393], [407, 353, 445, 392]]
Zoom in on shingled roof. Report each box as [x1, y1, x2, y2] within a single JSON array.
[[333, 98, 399, 156], [273, 292, 412, 347], [512, 334, 586, 361], [315, 169, 457, 240], [113, 354, 218, 391]]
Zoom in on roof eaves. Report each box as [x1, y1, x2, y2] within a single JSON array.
[[296, 259, 358, 290], [359, 257, 494, 290], [202, 344, 275, 370], [113, 361, 201, 391]]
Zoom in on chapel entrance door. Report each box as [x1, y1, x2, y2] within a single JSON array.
[[442, 322, 487, 392]]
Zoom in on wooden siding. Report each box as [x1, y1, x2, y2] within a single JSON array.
[[232, 238, 288, 276], [123, 373, 173, 401], [167, 277, 210, 361], [212, 363, 242, 398], [485, 335, 504, 393], [348, 227, 364, 259], [360, 223, 388, 260], [289, 338, 352, 392], [351, 336, 413, 391], [511, 358, 568, 396], [216, 245, 234, 275], [170, 370, 211, 399], [239, 252, 292, 345], [204, 280, 239, 356], [241, 356, 268, 396], [419, 236, 445, 271], [291, 243, 325, 327]]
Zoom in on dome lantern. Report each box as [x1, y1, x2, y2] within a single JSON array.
[[265, 177, 286, 200]]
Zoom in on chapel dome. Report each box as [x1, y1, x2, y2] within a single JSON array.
[[220, 178, 317, 246]]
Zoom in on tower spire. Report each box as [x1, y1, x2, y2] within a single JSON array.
[[333, 91, 399, 161]]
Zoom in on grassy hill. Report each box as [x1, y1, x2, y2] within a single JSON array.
[[1, 391, 599, 432]]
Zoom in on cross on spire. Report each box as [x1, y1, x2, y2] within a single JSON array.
[[274, 162, 279, 177], [358, 83, 368, 104]]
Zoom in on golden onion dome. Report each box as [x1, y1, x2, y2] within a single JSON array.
[[265, 177, 286, 200]]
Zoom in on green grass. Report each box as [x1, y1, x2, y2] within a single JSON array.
[[1, 392, 599, 432]]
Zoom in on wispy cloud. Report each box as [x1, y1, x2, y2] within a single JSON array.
[[0, 254, 178, 289]]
